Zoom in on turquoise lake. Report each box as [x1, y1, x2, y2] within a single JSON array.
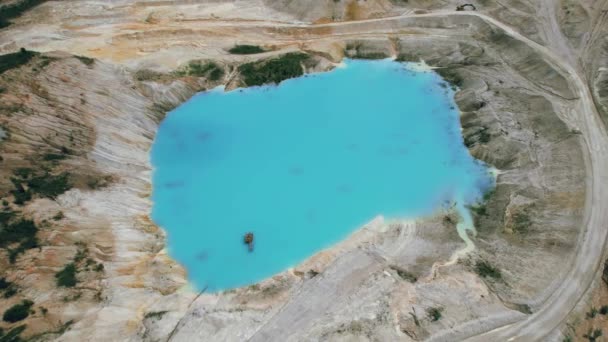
[[151, 59, 493, 292]]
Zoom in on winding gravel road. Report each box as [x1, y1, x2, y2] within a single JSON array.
[[222, 10, 608, 340]]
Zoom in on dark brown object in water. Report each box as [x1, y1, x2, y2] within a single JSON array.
[[244, 232, 254, 252]]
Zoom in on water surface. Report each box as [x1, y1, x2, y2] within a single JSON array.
[[151, 59, 493, 291]]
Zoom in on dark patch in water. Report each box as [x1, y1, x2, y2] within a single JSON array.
[[196, 251, 208, 262], [346, 143, 359, 151], [336, 184, 352, 194], [197, 131, 212, 141], [164, 181, 184, 188], [288, 166, 304, 175], [306, 209, 318, 223]]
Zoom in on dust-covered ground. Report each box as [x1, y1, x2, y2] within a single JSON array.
[[0, 1, 607, 341]]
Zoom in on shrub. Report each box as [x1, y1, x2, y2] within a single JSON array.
[[600, 305, 608, 315], [0, 210, 14, 227], [0, 325, 26, 342], [2, 300, 33, 323], [74, 55, 95, 66], [435, 67, 464, 90], [426, 307, 443, 322], [55, 263, 77, 287], [0, 0, 45, 28], [26, 172, 71, 198], [0, 219, 37, 248], [228, 45, 265, 55], [238, 53, 309, 86], [42, 153, 66, 161], [512, 211, 531, 234], [0, 48, 37, 74], [8, 236, 38, 263], [587, 307, 598, 319], [390, 266, 417, 282], [176, 61, 224, 80], [144, 311, 168, 320], [52, 211, 64, 221], [583, 328, 602, 341], [475, 260, 502, 279], [94, 263, 104, 272], [3, 286, 17, 298]]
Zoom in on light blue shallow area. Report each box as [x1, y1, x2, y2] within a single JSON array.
[[151, 59, 493, 292]]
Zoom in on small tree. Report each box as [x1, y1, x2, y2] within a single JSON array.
[[427, 307, 443, 322], [2, 300, 33, 323], [55, 263, 78, 287]]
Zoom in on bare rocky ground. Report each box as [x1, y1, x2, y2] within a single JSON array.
[[0, 1, 607, 341]]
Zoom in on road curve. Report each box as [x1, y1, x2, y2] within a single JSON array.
[[224, 11, 608, 340], [154, 10, 608, 340]]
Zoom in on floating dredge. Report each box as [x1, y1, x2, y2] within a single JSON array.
[[243, 232, 254, 252]]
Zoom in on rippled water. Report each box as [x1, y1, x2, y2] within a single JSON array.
[[151, 59, 493, 291]]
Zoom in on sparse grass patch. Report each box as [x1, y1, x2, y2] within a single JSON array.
[[475, 260, 502, 279], [390, 265, 417, 282], [55, 263, 77, 287], [0, 325, 26, 342], [469, 203, 487, 216], [42, 153, 66, 161], [11, 171, 71, 204], [583, 328, 603, 341], [0, 219, 38, 264], [2, 300, 33, 323], [587, 307, 598, 319], [134, 69, 165, 82], [426, 307, 443, 322], [3, 287, 17, 298], [175, 61, 224, 81], [52, 211, 64, 221], [435, 67, 464, 90], [345, 43, 388, 60], [74, 55, 95, 67], [396, 53, 419, 62], [144, 311, 168, 320], [229, 45, 265, 55], [0, 0, 45, 28], [238, 52, 309, 86], [512, 210, 531, 234], [0, 278, 18, 299], [0, 48, 38, 74]]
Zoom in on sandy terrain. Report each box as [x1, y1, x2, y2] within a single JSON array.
[[0, 0, 607, 341]]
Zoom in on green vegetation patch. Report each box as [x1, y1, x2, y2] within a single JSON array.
[[475, 260, 502, 279], [2, 300, 33, 323], [0, 0, 45, 28], [10, 171, 71, 204], [435, 67, 464, 90], [583, 328, 602, 341], [42, 153, 66, 161], [390, 265, 417, 282], [74, 55, 95, 67], [175, 61, 224, 81], [426, 307, 443, 322], [229, 45, 265, 55], [512, 210, 532, 234], [345, 43, 389, 60], [55, 263, 77, 287], [0, 219, 38, 248], [0, 48, 38, 74], [0, 325, 26, 342], [144, 311, 168, 320], [238, 52, 309, 86], [0, 218, 39, 263]]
